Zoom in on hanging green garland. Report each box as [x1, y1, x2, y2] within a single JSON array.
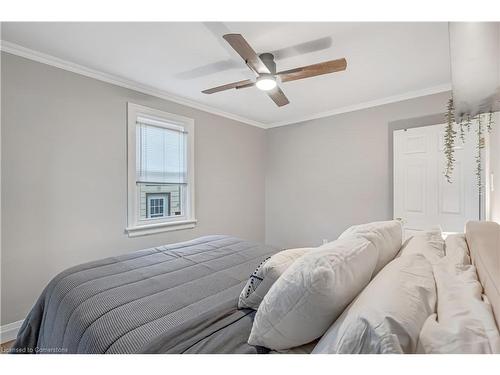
[[444, 98, 456, 183], [466, 114, 472, 132], [487, 111, 493, 132], [443, 98, 495, 191], [476, 114, 484, 195]]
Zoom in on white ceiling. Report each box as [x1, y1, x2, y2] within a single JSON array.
[[1, 22, 451, 127]]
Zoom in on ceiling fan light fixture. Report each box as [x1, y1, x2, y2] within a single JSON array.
[[256, 75, 277, 91]]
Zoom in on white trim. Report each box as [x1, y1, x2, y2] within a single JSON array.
[[0, 320, 23, 344], [0, 27, 3, 344], [126, 219, 198, 237], [484, 112, 500, 221], [0, 40, 452, 129], [0, 40, 267, 129], [267, 84, 452, 128], [127, 103, 196, 237]]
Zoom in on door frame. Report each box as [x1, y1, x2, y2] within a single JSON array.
[[388, 113, 448, 217], [389, 113, 485, 227]]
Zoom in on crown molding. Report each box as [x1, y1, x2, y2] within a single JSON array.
[[0, 40, 268, 129], [1, 40, 452, 130], [267, 83, 452, 128]]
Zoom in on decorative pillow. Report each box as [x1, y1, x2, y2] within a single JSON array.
[[248, 236, 378, 351], [418, 261, 500, 354], [398, 229, 444, 264], [238, 247, 313, 310], [312, 254, 436, 354], [337, 220, 403, 274]]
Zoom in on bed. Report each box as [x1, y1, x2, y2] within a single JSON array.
[[11, 221, 500, 354], [12, 235, 279, 354]]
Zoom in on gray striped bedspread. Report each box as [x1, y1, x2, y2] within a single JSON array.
[[12, 235, 279, 354]]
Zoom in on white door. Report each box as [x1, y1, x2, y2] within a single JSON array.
[[394, 124, 479, 233]]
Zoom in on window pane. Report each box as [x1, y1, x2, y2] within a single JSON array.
[[139, 183, 183, 221], [136, 122, 187, 184]]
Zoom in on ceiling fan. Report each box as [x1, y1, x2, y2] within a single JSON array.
[[202, 34, 347, 107]]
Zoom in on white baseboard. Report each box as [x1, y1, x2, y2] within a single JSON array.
[[0, 320, 23, 343]]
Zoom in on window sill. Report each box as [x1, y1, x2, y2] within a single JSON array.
[[126, 219, 197, 238]]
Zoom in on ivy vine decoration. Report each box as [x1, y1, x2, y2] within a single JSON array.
[[465, 114, 472, 132], [444, 98, 456, 183], [476, 114, 484, 195], [443, 97, 495, 193]]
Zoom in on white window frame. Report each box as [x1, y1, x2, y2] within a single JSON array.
[[126, 103, 196, 237]]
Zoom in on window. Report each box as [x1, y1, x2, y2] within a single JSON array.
[[147, 193, 169, 218], [126, 103, 195, 237]]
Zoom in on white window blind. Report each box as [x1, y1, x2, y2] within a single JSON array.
[[136, 117, 187, 184]]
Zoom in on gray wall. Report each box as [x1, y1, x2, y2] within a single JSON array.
[[1, 52, 266, 325], [1, 51, 453, 327], [265, 92, 451, 248]]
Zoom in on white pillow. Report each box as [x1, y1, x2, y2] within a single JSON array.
[[338, 220, 403, 274], [398, 229, 444, 264], [238, 247, 313, 310], [418, 261, 500, 354], [248, 236, 378, 351], [444, 233, 470, 266], [312, 254, 436, 354], [269, 340, 318, 354]]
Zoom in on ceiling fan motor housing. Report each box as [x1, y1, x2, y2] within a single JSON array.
[[259, 53, 276, 74]]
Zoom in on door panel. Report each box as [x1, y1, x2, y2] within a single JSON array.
[[405, 135, 427, 154], [404, 160, 426, 213]]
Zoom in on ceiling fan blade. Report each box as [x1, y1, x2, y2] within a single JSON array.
[[202, 79, 254, 94], [267, 86, 290, 107], [270, 36, 333, 60], [278, 58, 347, 83], [223, 34, 271, 75], [235, 82, 255, 90]]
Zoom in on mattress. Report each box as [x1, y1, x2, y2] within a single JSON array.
[[12, 235, 279, 354]]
